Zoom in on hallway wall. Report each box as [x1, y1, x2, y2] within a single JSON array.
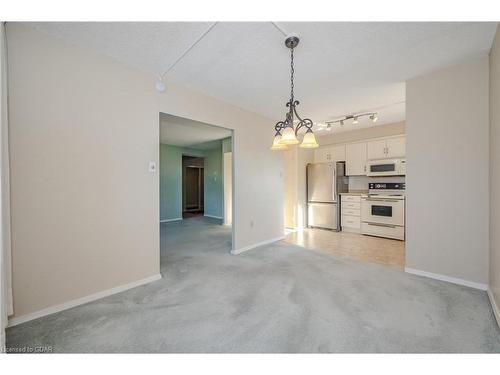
[[204, 146, 223, 219], [159, 144, 203, 221], [159, 143, 224, 221]]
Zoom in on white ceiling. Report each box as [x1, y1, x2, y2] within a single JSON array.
[[160, 113, 231, 149], [31, 22, 497, 135]]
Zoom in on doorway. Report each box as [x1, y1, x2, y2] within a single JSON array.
[[183, 156, 204, 218], [158, 113, 234, 271]]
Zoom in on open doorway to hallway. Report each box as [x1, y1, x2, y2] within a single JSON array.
[[182, 155, 204, 218], [159, 113, 233, 270]]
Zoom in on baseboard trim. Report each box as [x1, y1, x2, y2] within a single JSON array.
[[7, 274, 162, 327], [404, 267, 487, 291], [231, 236, 285, 255], [160, 218, 182, 223], [487, 288, 500, 329], [204, 214, 223, 220]]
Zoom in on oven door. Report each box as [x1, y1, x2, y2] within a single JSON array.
[[361, 197, 405, 226], [366, 160, 400, 176]]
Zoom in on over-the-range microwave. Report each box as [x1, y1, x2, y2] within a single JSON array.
[[366, 158, 406, 176]]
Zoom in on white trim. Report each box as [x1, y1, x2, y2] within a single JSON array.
[[487, 288, 500, 329], [7, 274, 162, 327], [231, 236, 285, 255], [160, 218, 182, 223], [404, 267, 487, 290], [204, 214, 223, 220]]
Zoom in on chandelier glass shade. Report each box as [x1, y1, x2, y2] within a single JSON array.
[[270, 133, 289, 150], [271, 35, 318, 151]]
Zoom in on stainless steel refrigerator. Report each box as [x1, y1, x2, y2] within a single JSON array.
[[307, 162, 348, 230]]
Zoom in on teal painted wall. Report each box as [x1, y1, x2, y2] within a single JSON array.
[[160, 143, 223, 221], [204, 145, 224, 218], [160, 144, 182, 221], [222, 137, 232, 153]]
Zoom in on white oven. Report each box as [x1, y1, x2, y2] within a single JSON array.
[[361, 196, 405, 240], [366, 159, 405, 177], [360, 182, 405, 240], [361, 196, 405, 227]]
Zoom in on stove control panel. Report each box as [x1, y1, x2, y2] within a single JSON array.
[[369, 183, 405, 190]]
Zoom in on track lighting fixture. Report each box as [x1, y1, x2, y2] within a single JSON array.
[[325, 112, 379, 128]]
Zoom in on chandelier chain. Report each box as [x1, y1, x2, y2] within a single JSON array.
[[290, 47, 294, 103]]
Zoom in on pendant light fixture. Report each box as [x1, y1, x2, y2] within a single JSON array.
[[271, 35, 318, 150]]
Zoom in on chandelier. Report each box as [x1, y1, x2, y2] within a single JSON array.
[[271, 35, 318, 151]]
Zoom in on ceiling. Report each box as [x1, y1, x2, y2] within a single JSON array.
[[160, 113, 231, 149], [31, 22, 497, 135]]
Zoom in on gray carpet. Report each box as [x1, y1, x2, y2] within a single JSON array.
[[6, 217, 500, 353]]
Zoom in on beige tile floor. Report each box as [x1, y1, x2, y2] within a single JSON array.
[[285, 228, 405, 269]]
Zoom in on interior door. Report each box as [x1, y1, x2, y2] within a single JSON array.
[[185, 167, 200, 210], [307, 163, 335, 202]]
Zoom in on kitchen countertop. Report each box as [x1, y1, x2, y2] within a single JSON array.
[[340, 191, 368, 196]]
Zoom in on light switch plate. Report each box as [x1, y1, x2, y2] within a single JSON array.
[[148, 161, 156, 173]]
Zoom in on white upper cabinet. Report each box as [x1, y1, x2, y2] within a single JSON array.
[[345, 142, 367, 176], [386, 136, 406, 158], [314, 146, 332, 163], [367, 136, 406, 160], [314, 144, 346, 163], [367, 139, 387, 160], [331, 144, 346, 162]]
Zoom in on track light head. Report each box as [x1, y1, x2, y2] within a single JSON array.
[[370, 113, 378, 123], [352, 116, 359, 125]]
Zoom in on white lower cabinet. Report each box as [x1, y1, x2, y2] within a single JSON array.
[[341, 195, 361, 232]]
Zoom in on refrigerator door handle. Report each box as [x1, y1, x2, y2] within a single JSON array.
[[332, 167, 336, 201]]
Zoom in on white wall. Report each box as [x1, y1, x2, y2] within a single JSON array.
[[406, 57, 490, 286], [6, 24, 283, 319], [489, 25, 500, 322]]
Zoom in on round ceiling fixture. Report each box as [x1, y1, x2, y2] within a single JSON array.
[[155, 77, 166, 93]]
